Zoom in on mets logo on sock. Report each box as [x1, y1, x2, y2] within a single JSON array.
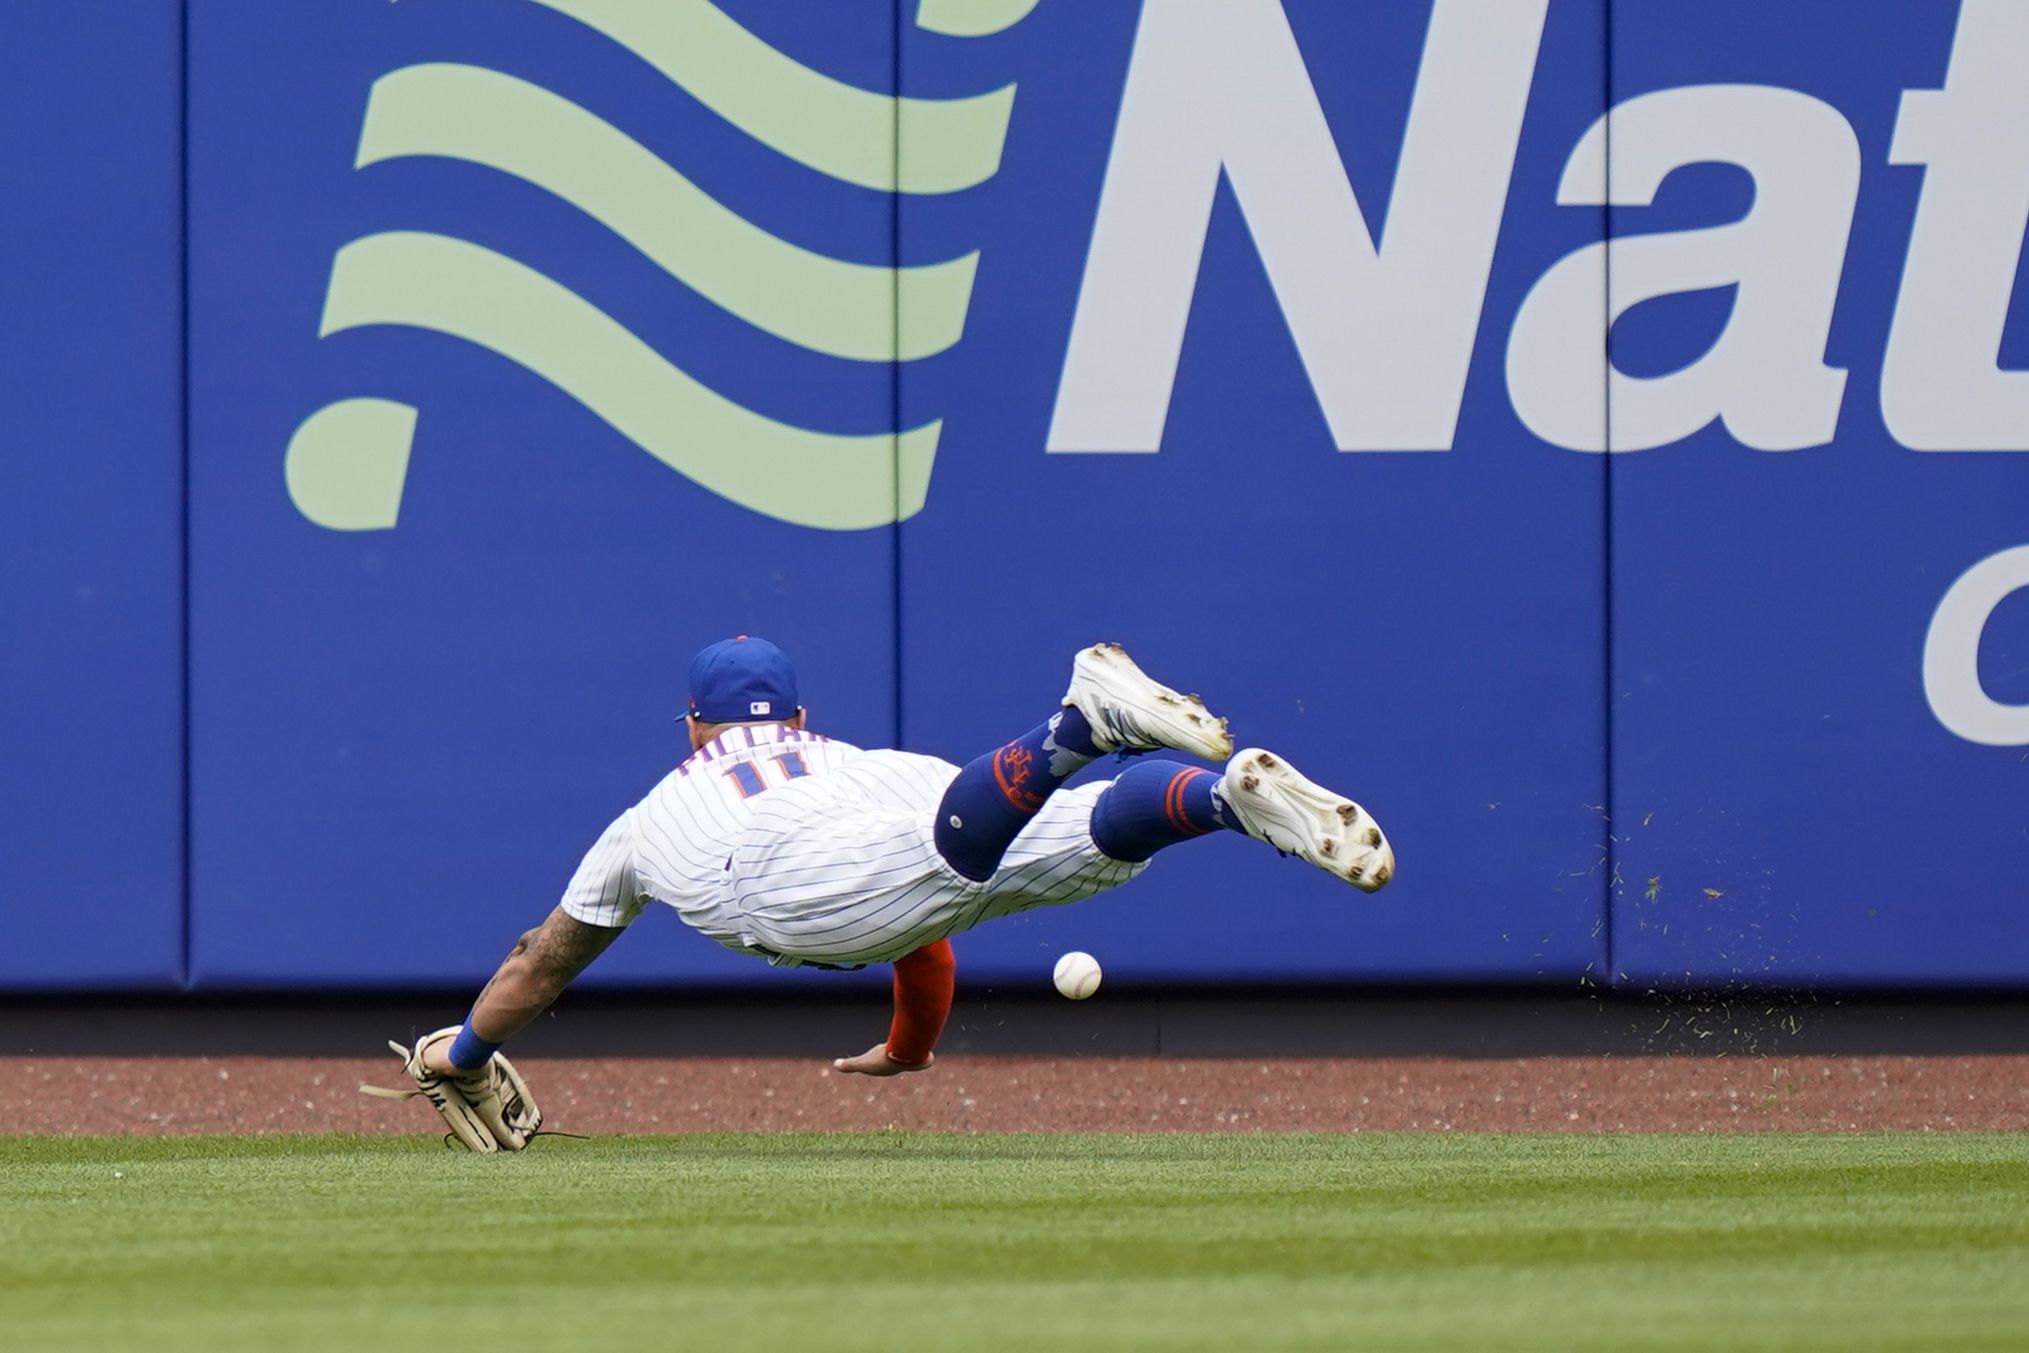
[[282, 0, 1033, 534]]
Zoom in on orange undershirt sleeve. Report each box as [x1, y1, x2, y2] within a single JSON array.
[[885, 939, 956, 1066]]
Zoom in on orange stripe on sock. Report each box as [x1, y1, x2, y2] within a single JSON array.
[[1168, 769, 1214, 836]]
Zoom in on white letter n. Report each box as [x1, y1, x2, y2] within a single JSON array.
[[1046, 0, 1547, 453]]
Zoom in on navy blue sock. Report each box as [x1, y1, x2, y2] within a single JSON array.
[[935, 708, 1099, 881], [1050, 704, 1103, 759], [1090, 759, 1241, 863]]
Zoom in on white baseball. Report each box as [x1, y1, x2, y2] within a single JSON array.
[[1052, 950, 1102, 1000]]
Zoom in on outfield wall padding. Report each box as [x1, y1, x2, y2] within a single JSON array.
[[2, 1, 2024, 992], [0, 2, 187, 989]]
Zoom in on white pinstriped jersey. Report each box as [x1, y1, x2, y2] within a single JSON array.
[[560, 724, 854, 945], [558, 722, 1145, 967]]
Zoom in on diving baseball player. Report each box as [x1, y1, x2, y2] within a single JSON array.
[[366, 638, 1393, 1150]]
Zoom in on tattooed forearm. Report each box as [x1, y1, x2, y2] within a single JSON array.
[[465, 906, 626, 1042], [525, 910, 619, 985], [470, 925, 543, 1012]]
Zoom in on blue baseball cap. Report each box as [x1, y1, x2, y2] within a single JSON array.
[[687, 635, 800, 723]]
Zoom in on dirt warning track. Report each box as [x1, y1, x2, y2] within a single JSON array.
[[2, 1054, 2024, 1135]]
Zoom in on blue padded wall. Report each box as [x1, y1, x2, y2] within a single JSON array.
[[8, 1, 2028, 994], [1606, 0, 2029, 987], [896, 0, 1611, 983], [0, 3, 186, 989], [185, 0, 898, 987]]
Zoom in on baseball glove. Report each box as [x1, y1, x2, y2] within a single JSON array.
[[359, 1026, 543, 1153]]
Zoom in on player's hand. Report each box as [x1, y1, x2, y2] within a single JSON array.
[[359, 1028, 543, 1153], [832, 1042, 935, 1076]]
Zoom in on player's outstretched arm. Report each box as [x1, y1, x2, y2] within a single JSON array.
[[834, 939, 954, 1076], [364, 907, 626, 1151], [419, 905, 626, 1074]]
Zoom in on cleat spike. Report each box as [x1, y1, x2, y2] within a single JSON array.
[[1217, 745, 1393, 892], [1065, 642, 1231, 760]]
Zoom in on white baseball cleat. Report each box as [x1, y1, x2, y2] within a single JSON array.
[[1219, 748, 1394, 892], [1063, 643, 1233, 762]]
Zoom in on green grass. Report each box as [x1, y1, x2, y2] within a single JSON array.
[[3, 1133, 2027, 1351]]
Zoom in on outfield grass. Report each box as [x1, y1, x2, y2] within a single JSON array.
[[2, 1133, 2026, 1352]]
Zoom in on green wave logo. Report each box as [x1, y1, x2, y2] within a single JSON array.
[[285, 0, 1035, 533]]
